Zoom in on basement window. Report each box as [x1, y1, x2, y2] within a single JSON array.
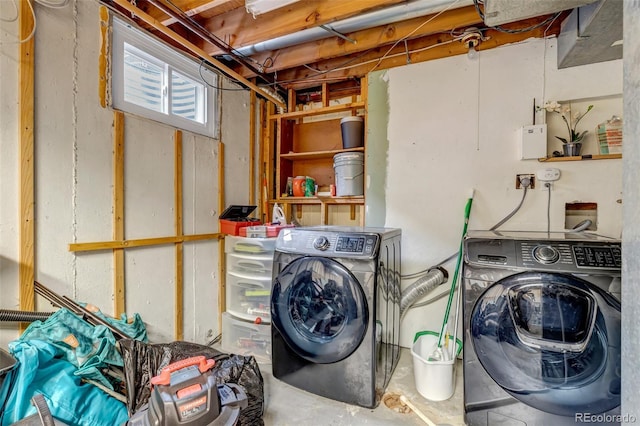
[[111, 17, 218, 137]]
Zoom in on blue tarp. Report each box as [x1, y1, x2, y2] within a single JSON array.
[[1, 307, 148, 425], [1, 339, 128, 426], [17, 309, 123, 390]]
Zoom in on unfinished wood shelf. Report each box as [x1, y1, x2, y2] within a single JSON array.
[[272, 196, 364, 205], [270, 101, 366, 120], [280, 147, 364, 161], [538, 153, 622, 162]]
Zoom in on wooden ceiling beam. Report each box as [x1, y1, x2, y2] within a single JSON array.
[[230, 5, 483, 78], [137, 0, 242, 24], [162, 0, 244, 26], [200, 0, 408, 56], [272, 15, 562, 91]]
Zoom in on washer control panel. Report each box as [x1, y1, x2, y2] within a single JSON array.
[[275, 228, 383, 259], [573, 245, 621, 268], [466, 236, 621, 273], [335, 235, 377, 255], [519, 241, 621, 271]]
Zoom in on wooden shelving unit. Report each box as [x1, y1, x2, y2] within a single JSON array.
[[267, 79, 367, 226]]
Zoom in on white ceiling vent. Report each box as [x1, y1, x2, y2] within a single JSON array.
[[483, 0, 599, 26]]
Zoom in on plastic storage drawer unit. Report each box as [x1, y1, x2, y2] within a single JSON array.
[[225, 235, 276, 256], [226, 271, 272, 323], [221, 312, 271, 363], [226, 252, 274, 276]]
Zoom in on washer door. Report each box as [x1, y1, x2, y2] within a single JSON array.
[[271, 256, 369, 364], [471, 271, 621, 416]]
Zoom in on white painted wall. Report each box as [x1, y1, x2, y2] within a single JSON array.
[[0, 0, 249, 347], [0, 0, 21, 349], [374, 37, 623, 348]]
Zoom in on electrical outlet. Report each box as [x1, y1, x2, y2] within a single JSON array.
[[516, 174, 535, 189]]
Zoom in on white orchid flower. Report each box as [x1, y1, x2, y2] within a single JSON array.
[[543, 101, 561, 113]]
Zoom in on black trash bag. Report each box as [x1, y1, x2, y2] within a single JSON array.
[[119, 339, 264, 426]]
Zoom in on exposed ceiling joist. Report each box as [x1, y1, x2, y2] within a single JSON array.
[[230, 5, 484, 79], [114, 0, 605, 95], [198, 0, 408, 56], [270, 14, 563, 91]]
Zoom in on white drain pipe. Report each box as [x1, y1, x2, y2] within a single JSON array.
[[229, 0, 473, 57]]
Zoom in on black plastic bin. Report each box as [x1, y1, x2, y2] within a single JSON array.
[[1, 348, 18, 413]]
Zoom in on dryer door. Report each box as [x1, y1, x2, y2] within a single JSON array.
[[471, 271, 621, 416], [271, 256, 369, 364]]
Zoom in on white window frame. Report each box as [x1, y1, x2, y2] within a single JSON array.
[[111, 17, 218, 138]]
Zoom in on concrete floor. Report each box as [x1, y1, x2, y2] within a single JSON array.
[[259, 348, 465, 426]]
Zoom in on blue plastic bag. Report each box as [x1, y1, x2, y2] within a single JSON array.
[[1, 339, 128, 426]]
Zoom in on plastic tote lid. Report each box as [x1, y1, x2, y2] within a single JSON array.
[[219, 205, 257, 219], [340, 116, 363, 124]]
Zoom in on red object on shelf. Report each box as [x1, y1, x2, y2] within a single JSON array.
[[219, 205, 261, 236], [266, 224, 295, 238]]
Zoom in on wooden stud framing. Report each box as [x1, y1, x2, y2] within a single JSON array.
[[174, 130, 184, 340], [322, 83, 329, 108], [19, 0, 35, 317], [72, 122, 223, 342], [69, 233, 222, 252], [113, 111, 126, 316], [258, 99, 266, 222], [249, 90, 256, 206], [98, 6, 109, 108], [321, 204, 329, 225], [111, 0, 285, 109], [287, 89, 296, 112], [217, 141, 226, 328]]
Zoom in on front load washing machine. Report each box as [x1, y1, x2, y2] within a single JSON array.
[[270, 226, 401, 408], [462, 231, 621, 426]]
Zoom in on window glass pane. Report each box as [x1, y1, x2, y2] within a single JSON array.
[[171, 70, 204, 123], [123, 43, 164, 113], [113, 18, 217, 137]]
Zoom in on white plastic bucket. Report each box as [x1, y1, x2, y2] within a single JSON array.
[[333, 152, 364, 196], [411, 331, 462, 401]]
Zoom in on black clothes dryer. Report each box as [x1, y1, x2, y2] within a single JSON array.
[[462, 231, 622, 426], [271, 226, 401, 408]]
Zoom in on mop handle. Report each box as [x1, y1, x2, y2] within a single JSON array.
[[437, 192, 474, 348]]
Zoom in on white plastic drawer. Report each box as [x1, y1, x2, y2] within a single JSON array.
[[227, 252, 274, 276], [225, 235, 276, 255], [221, 312, 271, 363], [226, 271, 272, 323]]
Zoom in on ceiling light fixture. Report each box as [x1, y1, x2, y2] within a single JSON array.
[[461, 28, 483, 60], [245, 0, 302, 18]]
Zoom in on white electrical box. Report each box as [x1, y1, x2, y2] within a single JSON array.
[[518, 124, 547, 160], [536, 167, 561, 182]]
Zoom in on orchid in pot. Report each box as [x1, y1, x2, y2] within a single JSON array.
[[540, 101, 594, 156]]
